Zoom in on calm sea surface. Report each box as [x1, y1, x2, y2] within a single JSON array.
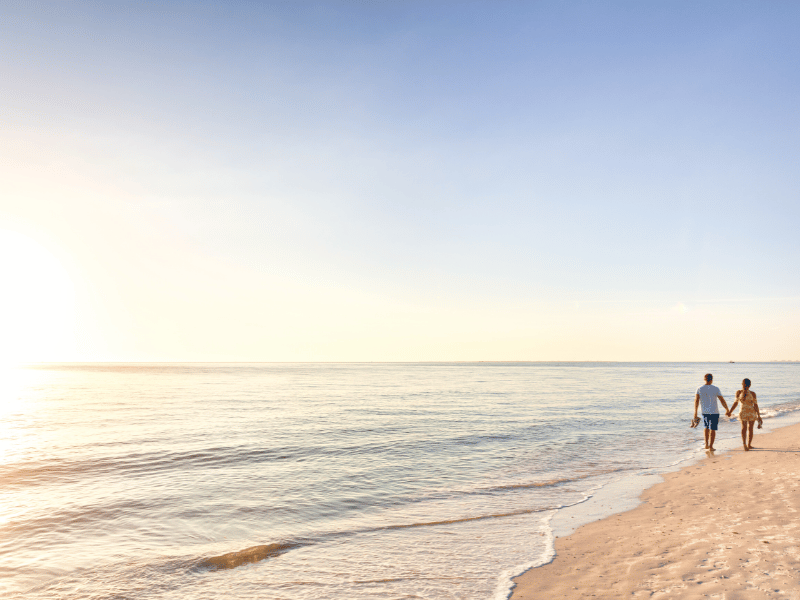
[[2, 362, 800, 599]]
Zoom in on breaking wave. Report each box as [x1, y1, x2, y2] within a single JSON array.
[[199, 543, 299, 570]]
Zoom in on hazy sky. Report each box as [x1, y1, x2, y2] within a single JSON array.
[[1, 1, 799, 362]]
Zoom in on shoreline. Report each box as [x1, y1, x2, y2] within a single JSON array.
[[509, 420, 800, 599]]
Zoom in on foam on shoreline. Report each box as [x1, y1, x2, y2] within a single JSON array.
[[507, 418, 800, 599]]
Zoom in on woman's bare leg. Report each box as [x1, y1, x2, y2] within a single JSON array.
[[748, 421, 755, 449], [741, 421, 749, 450]]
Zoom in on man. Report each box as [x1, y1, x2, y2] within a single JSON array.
[[694, 373, 729, 451]]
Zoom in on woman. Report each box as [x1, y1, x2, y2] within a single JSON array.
[[726, 378, 762, 451]]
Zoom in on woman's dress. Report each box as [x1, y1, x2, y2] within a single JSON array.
[[738, 390, 759, 421]]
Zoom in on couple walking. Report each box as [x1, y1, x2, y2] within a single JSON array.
[[692, 373, 762, 451]]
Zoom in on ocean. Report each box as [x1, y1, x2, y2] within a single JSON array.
[[2, 362, 799, 599]]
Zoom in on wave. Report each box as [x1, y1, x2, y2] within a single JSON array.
[[474, 467, 631, 494], [760, 401, 800, 419], [192, 506, 559, 571], [726, 400, 800, 420], [2, 432, 482, 489], [199, 542, 299, 570], [0, 443, 326, 488], [377, 506, 556, 531], [0, 438, 629, 492]]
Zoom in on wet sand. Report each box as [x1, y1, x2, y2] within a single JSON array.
[[510, 422, 800, 599]]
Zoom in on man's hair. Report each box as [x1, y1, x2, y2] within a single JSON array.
[[704, 373, 713, 383]]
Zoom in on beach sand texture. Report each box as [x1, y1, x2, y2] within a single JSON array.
[[511, 422, 800, 599]]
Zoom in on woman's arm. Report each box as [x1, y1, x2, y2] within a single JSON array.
[[727, 390, 740, 416], [753, 392, 761, 420]]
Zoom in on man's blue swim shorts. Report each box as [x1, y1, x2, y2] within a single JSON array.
[[703, 414, 719, 431]]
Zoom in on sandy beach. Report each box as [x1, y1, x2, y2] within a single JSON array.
[[511, 421, 800, 600]]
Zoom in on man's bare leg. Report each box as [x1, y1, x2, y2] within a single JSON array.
[[704, 428, 710, 449], [708, 429, 716, 451]]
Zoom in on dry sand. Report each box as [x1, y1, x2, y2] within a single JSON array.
[[510, 422, 800, 600]]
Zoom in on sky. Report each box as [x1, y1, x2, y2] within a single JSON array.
[[1, 0, 799, 362]]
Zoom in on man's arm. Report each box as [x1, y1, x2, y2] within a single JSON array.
[[694, 393, 700, 418], [718, 394, 729, 412]]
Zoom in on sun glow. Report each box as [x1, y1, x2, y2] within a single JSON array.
[[0, 230, 76, 365]]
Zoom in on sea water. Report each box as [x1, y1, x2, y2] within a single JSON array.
[[1, 362, 799, 599]]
